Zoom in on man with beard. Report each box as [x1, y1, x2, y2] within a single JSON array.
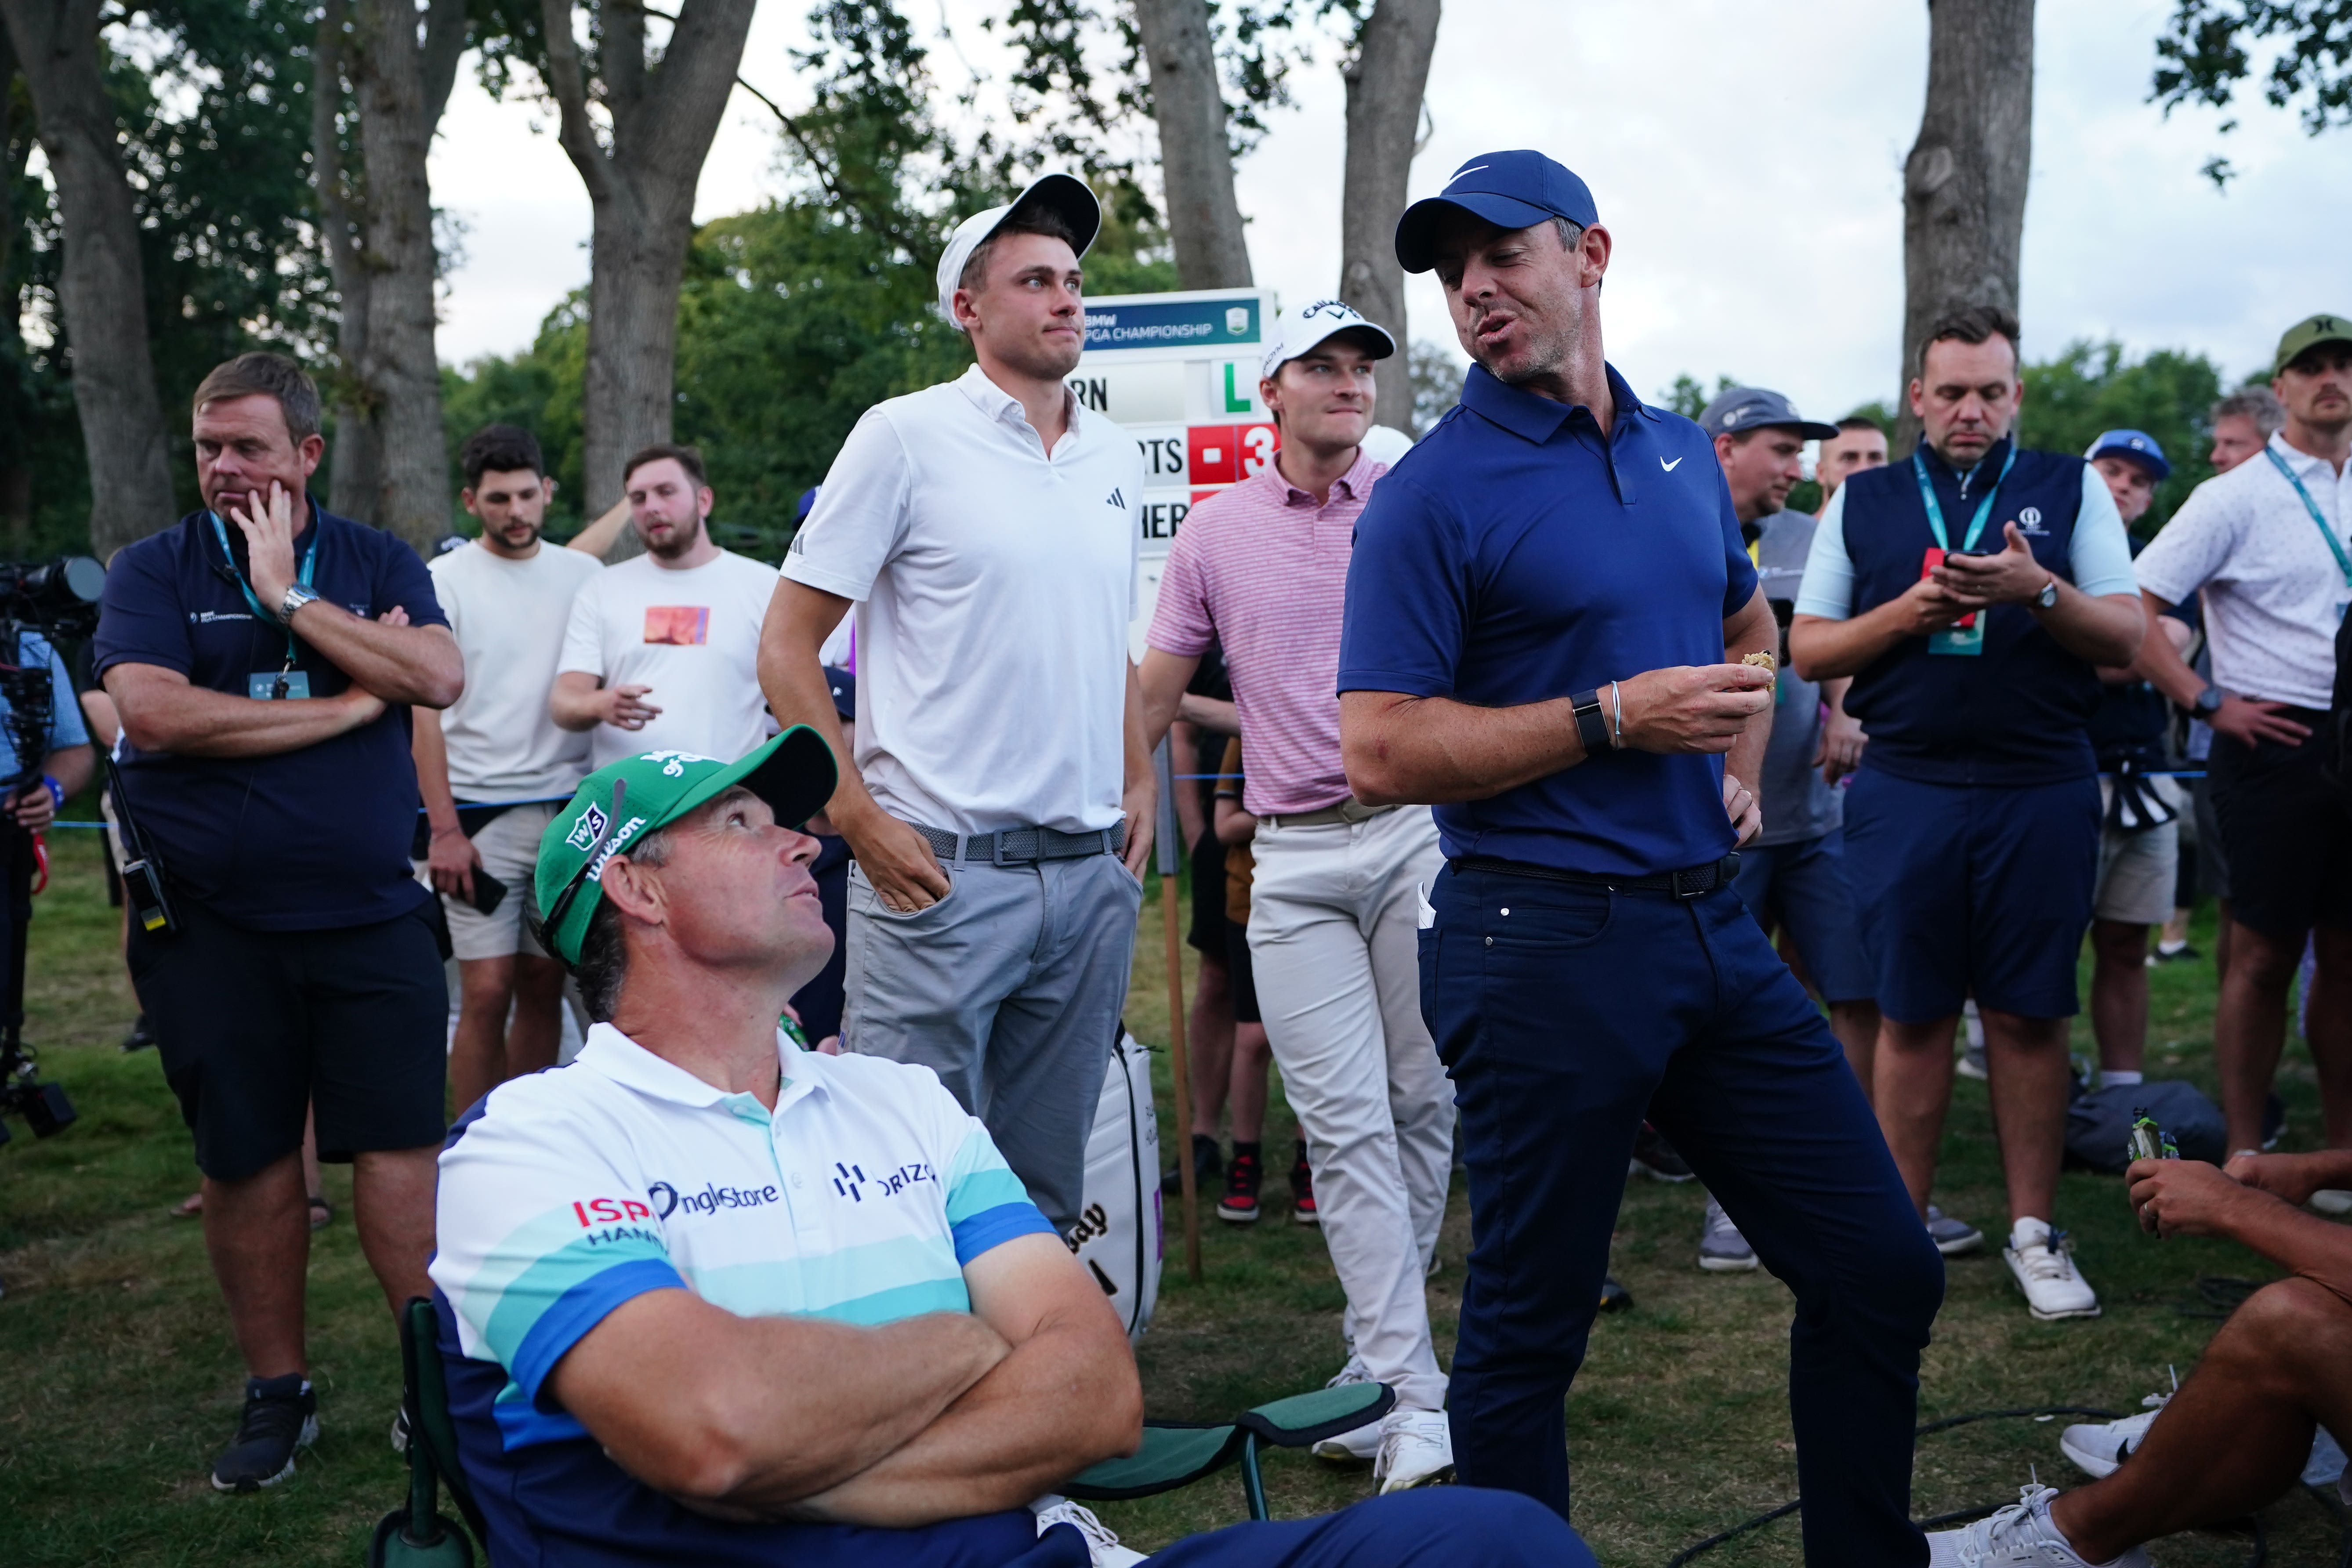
[[554, 443, 779, 769], [1336, 151, 1943, 1561], [415, 425, 602, 1110], [757, 175, 1153, 1235]]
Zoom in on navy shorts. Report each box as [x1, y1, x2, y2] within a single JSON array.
[[1732, 828, 1875, 1003], [1841, 768, 2100, 1023]]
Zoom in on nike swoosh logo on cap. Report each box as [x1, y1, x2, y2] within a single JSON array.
[[1660, 456, 1684, 472], [1451, 163, 1489, 178]]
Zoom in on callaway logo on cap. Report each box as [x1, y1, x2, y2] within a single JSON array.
[[534, 728, 838, 967], [1261, 299, 1398, 380]]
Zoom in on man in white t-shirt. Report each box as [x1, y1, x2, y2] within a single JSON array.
[[2133, 312, 2352, 1162], [553, 444, 778, 771], [757, 174, 1152, 1232], [416, 425, 603, 1111]]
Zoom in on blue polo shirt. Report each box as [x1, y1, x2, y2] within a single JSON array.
[[1338, 363, 1758, 877], [93, 505, 448, 931]]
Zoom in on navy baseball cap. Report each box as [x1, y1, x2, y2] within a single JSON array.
[[2084, 429, 2171, 481], [1395, 151, 1600, 275], [823, 664, 856, 722], [1697, 387, 1839, 442]]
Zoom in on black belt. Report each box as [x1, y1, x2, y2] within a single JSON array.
[[915, 821, 1127, 865], [1450, 852, 1742, 899]]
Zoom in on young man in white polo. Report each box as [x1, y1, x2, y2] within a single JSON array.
[[415, 424, 602, 1112], [757, 174, 1154, 1235], [1137, 301, 1455, 1493]]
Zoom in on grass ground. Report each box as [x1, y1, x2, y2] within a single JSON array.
[[0, 827, 2344, 1564]]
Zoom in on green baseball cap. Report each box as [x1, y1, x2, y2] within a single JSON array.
[[534, 728, 838, 966], [2275, 312, 2352, 375]]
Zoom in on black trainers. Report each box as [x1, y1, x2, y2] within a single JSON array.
[[211, 1374, 317, 1492], [1218, 1145, 1263, 1223], [1629, 1123, 1695, 1182], [120, 1014, 157, 1053], [1289, 1139, 1318, 1225], [1162, 1133, 1222, 1196]]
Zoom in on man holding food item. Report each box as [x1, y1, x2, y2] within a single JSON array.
[[1789, 306, 2144, 1325]]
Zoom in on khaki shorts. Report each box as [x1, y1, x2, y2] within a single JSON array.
[[413, 802, 557, 962], [2094, 777, 2182, 927]]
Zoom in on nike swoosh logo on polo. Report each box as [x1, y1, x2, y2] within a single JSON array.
[[1660, 456, 1683, 472]]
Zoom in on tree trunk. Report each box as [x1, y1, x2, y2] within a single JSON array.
[[1339, 0, 1440, 434], [0, 0, 178, 556], [540, 0, 756, 558], [1898, 0, 2034, 449], [318, 0, 466, 547], [1131, 0, 1252, 289]]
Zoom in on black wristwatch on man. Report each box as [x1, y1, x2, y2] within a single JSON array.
[[2189, 684, 2225, 719]]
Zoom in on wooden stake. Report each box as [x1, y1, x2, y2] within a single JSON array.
[[1154, 740, 1203, 1284]]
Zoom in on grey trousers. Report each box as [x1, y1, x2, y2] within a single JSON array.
[[841, 851, 1142, 1231]]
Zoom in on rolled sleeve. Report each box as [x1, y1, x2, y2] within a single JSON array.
[[2068, 466, 2140, 598], [782, 408, 914, 604], [430, 1109, 687, 1409], [1336, 476, 1467, 697], [1794, 487, 1858, 620]]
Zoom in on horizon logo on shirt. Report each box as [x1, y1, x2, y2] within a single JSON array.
[[644, 606, 710, 645], [831, 1159, 938, 1202]]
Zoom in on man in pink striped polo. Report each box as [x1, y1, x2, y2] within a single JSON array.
[[1139, 301, 1455, 1495]]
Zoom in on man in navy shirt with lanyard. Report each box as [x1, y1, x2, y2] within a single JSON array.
[[1790, 306, 2144, 1325], [95, 353, 464, 1493], [1338, 150, 1944, 1562]]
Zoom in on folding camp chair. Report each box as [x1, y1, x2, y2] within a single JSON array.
[[372, 1297, 1395, 1564]]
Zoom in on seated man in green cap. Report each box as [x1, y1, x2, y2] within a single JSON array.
[[426, 733, 1588, 1567]]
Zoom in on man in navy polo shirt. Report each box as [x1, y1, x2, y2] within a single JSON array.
[[94, 352, 464, 1493], [1789, 306, 2143, 1325], [1338, 150, 1943, 1562]]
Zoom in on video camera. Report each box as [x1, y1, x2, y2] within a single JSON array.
[[0, 554, 103, 1146]]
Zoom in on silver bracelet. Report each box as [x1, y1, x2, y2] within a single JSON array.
[[1609, 681, 1624, 748]]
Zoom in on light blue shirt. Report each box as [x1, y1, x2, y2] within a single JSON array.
[[1796, 462, 2139, 621], [0, 631, 90, 788]]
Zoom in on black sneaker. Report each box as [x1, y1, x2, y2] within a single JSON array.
[[1289, 1139, 1318, 1225], [1218, 1147, 1263, 1223], [1162, 1133, 1221, 1196], [1629, 1123, 1695, 1183], [120, 1014, 157, 1053], [211, 1374, 317, 1492], [1599, 1275, 1634, 1313]]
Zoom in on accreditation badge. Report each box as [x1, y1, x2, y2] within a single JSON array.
[[1928, 622, 1984, 656], [248, 670, 312, 699]]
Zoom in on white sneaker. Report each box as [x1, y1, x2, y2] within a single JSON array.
[[2311, 1189, 2352, 1216], [2059, 1392, 2167, 1478], [1371, 1409, 1455, 1493], [1925, 1483, 2148, 1567], [1698, 1195, 1760, 1272], [2004, 1220, 2100, 1321], [1309, 1355, 1384, 1461], [1031, 1495, 1147, 1567]]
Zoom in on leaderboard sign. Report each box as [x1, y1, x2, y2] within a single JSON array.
[[1066, 288, 1279, 657]]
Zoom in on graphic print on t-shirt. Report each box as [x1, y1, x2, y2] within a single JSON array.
[[644, 606, 710, 646]]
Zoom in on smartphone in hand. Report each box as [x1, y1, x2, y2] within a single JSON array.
[[466, 868, 508, 916]]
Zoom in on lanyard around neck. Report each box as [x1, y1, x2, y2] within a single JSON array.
[[1912, 445, 2018, 554], [209, 511, 319, 668], [2263, 446, 2352, 590]]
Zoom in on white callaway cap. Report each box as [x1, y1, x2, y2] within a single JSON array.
[[1260, 299, 1397, 380], [934, 172, 1101, 325]]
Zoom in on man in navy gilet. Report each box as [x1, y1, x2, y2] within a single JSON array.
[[1790, 305, 2144, 1324]]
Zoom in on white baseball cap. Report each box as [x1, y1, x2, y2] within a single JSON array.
[[934, 173, 1101, 325], [1260, 299, 1397, 380]]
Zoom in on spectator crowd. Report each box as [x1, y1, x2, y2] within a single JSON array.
[[56, 149, 2352, 1568]]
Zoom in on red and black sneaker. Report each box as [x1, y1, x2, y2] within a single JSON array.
[[1290, 1139, 1319, 1226], [1218, 1146, 1263, 1224]]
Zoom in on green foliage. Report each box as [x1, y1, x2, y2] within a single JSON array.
[[2021, 340, 2225, 530], [1407, 340, 1461, 435], [1659, 372, 1741, 420], [2154, 1, 2352, 185]]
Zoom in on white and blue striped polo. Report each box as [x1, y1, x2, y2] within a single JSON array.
[[428, 1022, 1064, 1564]]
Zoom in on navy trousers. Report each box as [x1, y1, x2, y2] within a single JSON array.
[[1422, 862, 1943, 1565], [1145, 1486, 1591, 1565]]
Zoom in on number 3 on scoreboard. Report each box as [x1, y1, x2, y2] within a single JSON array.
[[1239, 424, 1277, 478]]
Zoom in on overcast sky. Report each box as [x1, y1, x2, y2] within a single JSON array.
[[430, 0, 2348, 420]]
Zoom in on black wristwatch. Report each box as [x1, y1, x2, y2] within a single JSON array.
[[2192, 684, 2225, 718], [1569, 689, 1610, 756]]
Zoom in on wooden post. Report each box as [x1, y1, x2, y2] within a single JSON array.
[[1155, 739, 1203, 1283]]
